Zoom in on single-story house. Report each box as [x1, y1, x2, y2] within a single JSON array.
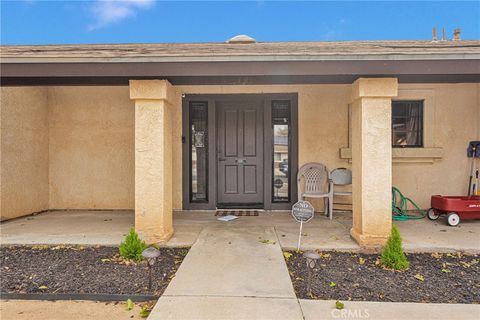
[[1, 36, 479, 247]]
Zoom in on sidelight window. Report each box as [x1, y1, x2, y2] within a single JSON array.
[[190, 101, 208, 202], [272, 101, 291, 202]]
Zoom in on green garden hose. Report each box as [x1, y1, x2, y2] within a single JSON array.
[[392, 186, 426, 221]]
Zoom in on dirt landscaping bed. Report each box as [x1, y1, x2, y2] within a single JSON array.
[[285, 251, 479, 304], [0, 245, 189, 297]]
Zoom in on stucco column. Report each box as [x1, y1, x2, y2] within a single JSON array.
[[129, 80, 176, 243], [350, 78, 398, 247]]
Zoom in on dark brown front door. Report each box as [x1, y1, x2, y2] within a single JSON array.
[[216, 99, 264, 207]]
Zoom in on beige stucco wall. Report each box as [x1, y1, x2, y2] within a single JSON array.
[[0, 87, 49, 220], [1, 82, 478, 219], [392, 83, 480, 208], [0, 86, 134, 220], [49, 86, 134, 209], [174, 84, 352, 210], [175, 83, 479, 210]]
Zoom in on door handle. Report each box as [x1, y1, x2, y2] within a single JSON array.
[[235, 158, 247, 164]]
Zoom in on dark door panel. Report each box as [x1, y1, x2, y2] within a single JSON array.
[[182, 93, 298, 211], [217, 100, 264, 206]]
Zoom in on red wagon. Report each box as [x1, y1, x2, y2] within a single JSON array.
[[428, 195, 480, 226]]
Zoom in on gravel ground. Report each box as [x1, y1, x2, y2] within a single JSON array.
[[0, 245, 189, 296], [285, 251, 480, 304]]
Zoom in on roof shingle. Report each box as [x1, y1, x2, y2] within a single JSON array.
[[1, 40, 479, 59]]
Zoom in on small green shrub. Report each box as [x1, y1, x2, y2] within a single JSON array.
[[119, 228, 147, 261], [380, 224, 410, 270]]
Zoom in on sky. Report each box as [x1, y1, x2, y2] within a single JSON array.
[[1, 0, 479, 45]]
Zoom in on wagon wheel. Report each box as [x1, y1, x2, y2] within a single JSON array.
[[427, 208, 440, 220], [447, 212, 460, 227]]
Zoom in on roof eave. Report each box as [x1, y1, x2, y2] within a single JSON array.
[[2, 53, 480, 64]]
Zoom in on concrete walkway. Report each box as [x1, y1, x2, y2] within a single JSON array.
[[0, 210, 133, 245], [2, 217, 479, 320], [299, 299, 480, 320], [2, 210, 479, 253], [148, 225, 480, 320], [168, 210, 359, 251], [148, 226, 304, 319]]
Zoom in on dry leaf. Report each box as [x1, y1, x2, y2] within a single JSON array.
[[283, 252, 293, 260], [414, 274, 425, 281], [259, 239, 275, 245], [431, 252, 442, 259], [335, 301, 344, 310], [126, 299, 134, 311], [139, 305, 151, 318]]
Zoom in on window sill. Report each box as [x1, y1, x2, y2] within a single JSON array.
[[339, 147, 444, 163]]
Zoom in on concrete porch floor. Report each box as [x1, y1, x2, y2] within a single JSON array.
[[1, 210, 479, 252]]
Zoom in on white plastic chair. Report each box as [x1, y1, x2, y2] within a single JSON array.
[[330, 168, 352, 210], [297, 163, 333, 219]]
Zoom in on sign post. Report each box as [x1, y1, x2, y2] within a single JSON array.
[[291, 200, 315, 251]]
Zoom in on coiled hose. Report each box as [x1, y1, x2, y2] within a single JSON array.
[[392, 186, 426, 220]]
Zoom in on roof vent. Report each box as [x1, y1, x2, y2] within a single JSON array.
[[453, 28, 461, 41], [226, 34, 257, 44]]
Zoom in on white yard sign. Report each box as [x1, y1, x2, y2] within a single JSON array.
[[292, 200, 314, 250]]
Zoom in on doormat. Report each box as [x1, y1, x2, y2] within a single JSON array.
[[215, 210, 259, 217]]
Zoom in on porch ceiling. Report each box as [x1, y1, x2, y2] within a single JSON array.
[[2, 62, 479, 86]]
